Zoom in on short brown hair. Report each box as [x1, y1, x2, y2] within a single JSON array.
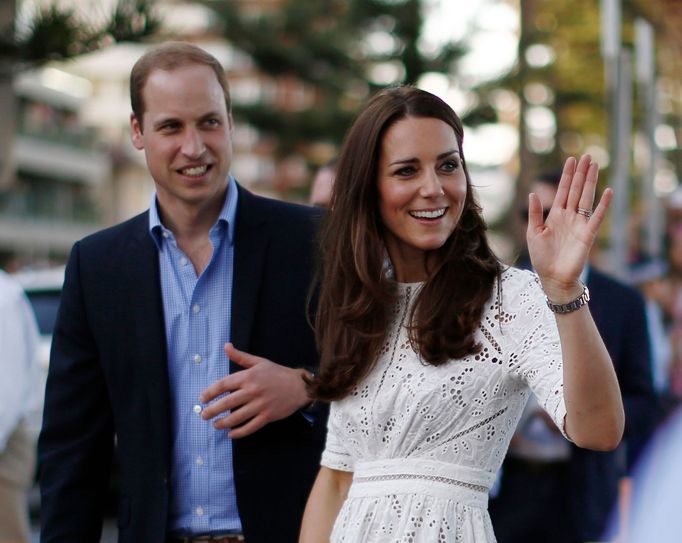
[[130, 41, 231, 128]]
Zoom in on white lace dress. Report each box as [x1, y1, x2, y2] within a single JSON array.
[[321, 267, 569, 542]]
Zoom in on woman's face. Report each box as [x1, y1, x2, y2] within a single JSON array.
[[377, 115, 467, 282]]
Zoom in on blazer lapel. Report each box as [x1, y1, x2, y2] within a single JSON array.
[[231, 185, 269, 365], [125, 214, 171, 456]]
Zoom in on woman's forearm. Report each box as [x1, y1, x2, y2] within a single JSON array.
[[555, 304, 624, 450], [299, 466, 353, 543]]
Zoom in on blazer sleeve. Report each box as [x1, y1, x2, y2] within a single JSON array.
[[38, 241, 115, 542], [618, 287, 658, 443]]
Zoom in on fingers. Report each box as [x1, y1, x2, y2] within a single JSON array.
[[587, 187, 613, 230], [526, 193, 545, 233], [208, 398, 269, 439], [577, 161, 599, 213], [201, 388, 248, 420], [213, 399, 262, 431], [227, 415, 268, 439], [224, 342, 261, 369], [553, 156, 576, 210], [565, 154, 593, 211], [200, 372, 243, 403]]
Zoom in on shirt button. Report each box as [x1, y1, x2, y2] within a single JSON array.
[[162, 231, 169, 238], [193, 354, 202, 364], [196, 506, 204, 517], [193, 404, 202, 414], [192, 304, 201, 314], [180, 257, 188, 266], [196, 456, 204, 466]]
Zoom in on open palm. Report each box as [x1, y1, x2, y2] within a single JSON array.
[[527, 154, 613, 296]]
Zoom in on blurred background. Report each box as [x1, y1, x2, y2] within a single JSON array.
[[1, 0, 681, 541], [1, 0, 680, 272]]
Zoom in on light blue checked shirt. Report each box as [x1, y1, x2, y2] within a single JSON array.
[[149, 176, 241, 535]]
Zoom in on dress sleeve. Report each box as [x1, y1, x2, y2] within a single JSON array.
[[504, 270, 569, 439], [320, 400, 355, 472]]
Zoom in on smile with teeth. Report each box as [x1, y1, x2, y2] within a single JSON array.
[[180, 165, 209, 177], [409, 208, 447, 219]]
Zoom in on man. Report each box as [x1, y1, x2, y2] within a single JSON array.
[[0, 268, 40, 543], [308, 158, 336, 208], [625, 406, 682, 543], [489, 170, 658, 542], [38, 42, 325, 543]]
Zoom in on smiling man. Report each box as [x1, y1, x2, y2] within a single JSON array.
[[38, 42, 325, 543]]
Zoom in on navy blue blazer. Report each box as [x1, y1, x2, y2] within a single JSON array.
[[569, 267, 657, 540], [38, 185, 326, 543]]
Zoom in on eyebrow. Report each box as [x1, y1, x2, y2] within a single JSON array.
[[152, 111, 222, 130], [389, 149, 460, 166], [152, 117, 179, 130]]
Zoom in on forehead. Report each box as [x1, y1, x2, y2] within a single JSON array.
[[142, 64, 227, 118], [381, 116, 458, 158]]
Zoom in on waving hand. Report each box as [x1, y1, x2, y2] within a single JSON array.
[[527, 154, 612, 300]]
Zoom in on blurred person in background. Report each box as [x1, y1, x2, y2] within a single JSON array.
[[489, 170, 658, 543], [0, 266, 41, 543], [660, 188, 682, 406], [308, 157, 337, 208], [623, 405, 682, 543], [38, 42, 324, 543], [629, 259, 674, 401]]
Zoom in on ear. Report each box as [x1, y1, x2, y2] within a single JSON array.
[[228, 112, 234, 133], [130, 113, 144, 150]]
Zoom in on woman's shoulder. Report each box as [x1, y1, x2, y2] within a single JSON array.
[[498, 265, 540, 289], [492, 265, 546, 311]]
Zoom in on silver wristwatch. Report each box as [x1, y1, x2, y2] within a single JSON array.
[[545, 283, 590, 314]]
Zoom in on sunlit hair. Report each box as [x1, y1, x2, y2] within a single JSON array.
[[312, 86, 502, 401], [130, 41, 231, 131]]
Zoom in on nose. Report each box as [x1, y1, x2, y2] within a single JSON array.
[[181, 128, 206, 158], [419, 169, 444, 198]]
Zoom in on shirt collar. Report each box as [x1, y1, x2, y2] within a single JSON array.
[[149, 176, 239, 250]]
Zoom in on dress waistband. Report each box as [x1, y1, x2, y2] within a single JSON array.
[[349, 458, 494, 507]]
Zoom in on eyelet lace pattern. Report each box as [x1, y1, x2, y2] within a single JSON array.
[[321, 268, 567, 542]]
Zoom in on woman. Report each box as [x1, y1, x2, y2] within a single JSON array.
[[299, 86, 623, 542]]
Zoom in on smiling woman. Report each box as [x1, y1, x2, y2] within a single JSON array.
[[298, 86, 624, 543], [377, 116, 468, 282]]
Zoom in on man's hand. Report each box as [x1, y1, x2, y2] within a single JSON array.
[[199, 343, 312, 439]]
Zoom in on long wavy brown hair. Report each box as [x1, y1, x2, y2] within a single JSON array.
[[312, 86, 502, 401]]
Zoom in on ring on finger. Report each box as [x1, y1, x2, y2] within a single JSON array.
[[577, 207, 593, 218]]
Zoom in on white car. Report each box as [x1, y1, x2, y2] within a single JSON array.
[[12, 267, 65, 437], [13, 266, 65, 376], [12, 266, 66, 513]]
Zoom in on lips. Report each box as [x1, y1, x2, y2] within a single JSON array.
[[409, 207, 447, 219]]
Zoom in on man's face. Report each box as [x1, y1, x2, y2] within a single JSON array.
[[309, 166, 335, 208], [130, 64, 233, 215]]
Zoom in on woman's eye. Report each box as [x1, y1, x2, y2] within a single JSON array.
[[441, 160, 459, 172], [395, 166, 416, 176]]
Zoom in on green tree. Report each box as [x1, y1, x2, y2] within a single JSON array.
[[0, 0, 158, 68], [0, 0, 158, 187], [206, 0, 465, 160]]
